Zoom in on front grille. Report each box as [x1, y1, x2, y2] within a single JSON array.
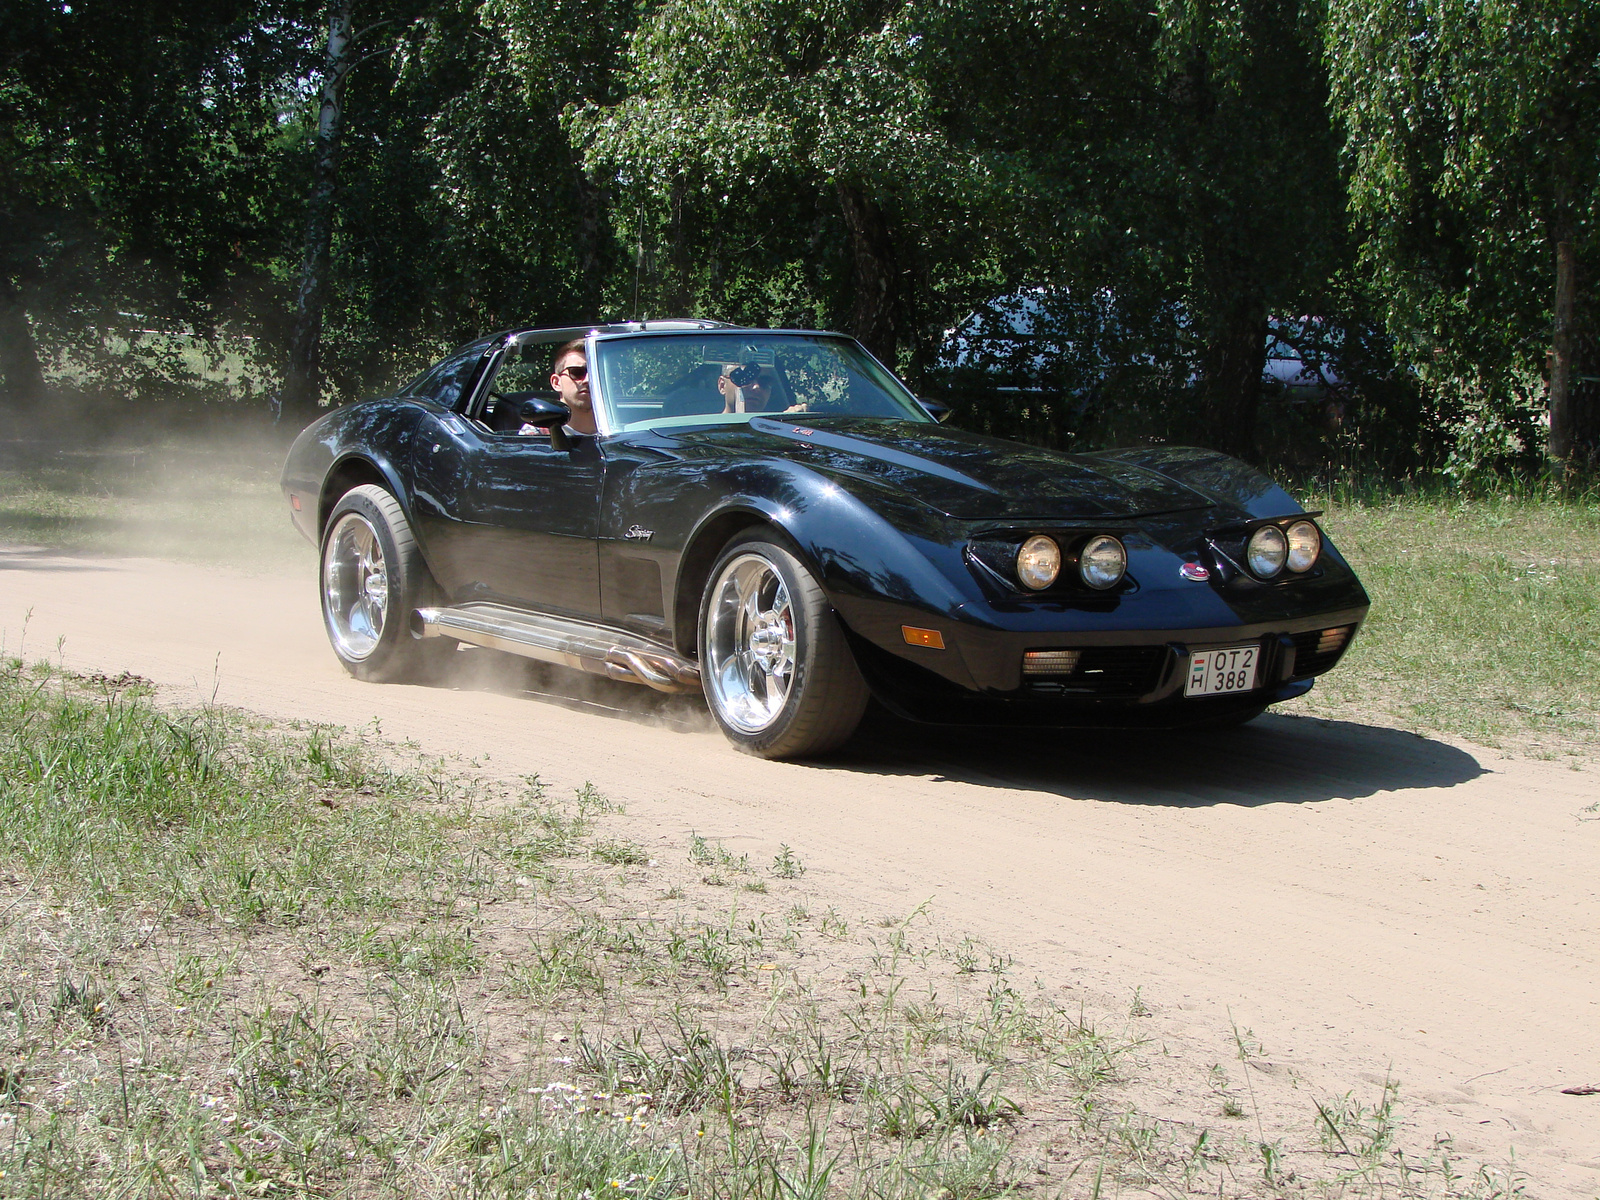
[[1291, 625, 1353, 677], [1022, 646, 1167, 697], [1022, 649, 1082, 676]]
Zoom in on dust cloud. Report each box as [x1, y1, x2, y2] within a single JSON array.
[[0, 399, 307, 572], [0, 397, 718, 728], [434, 645, 715, 734]]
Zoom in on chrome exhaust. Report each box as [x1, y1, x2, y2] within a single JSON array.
[[414, 603, 701, 694]]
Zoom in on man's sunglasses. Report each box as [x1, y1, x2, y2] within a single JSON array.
[[557, 363, 589, 382], [728, 364, 774, 388]]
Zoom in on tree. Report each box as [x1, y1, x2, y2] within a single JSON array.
[[1326, 0, 1600, 471], [574, 0, 1352, 455], [281, 0, 358, 418], [0, 0, 314, 408], [566, 0, 1003, 367], [290, 0, 636, 401]]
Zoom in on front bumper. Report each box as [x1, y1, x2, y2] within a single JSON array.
[[835, 600, 1367, 728]]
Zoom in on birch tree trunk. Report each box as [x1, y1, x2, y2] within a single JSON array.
[[835, 181, 902, 367], [282, 0, 354, 420]]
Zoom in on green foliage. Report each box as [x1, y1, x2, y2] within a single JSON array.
[[318, 0, 638, 396], [0, 0, 316, 402], [1326, 0, 1600, 471], [5, 0, 1596, 480]]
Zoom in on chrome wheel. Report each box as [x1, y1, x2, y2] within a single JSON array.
[[323, 511, 390, 661], [704, 552, 797, 733]]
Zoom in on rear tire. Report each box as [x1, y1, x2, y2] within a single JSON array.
[[320, 484, 450, 683], [698, 533, 869, 758]]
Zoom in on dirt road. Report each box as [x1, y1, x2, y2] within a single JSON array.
[[5, 543, 1598, 1194]]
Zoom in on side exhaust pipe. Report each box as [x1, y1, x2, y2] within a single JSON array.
[[415, 603, 700, 694]]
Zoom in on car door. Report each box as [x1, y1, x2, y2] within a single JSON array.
[[411, 344, 604, 617], [409, 344, 497, 595], [455, 433, 604, 615]]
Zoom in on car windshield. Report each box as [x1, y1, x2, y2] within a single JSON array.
[[594, 334, 932, 432]]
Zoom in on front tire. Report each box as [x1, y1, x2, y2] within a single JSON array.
[[320, 484, 447, 683], [698, 533, 869, 758]]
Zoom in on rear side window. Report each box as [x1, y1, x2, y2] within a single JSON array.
[[412, 349, 486, 409]]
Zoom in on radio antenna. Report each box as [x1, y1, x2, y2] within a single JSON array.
[[632, 201, 644, 320]]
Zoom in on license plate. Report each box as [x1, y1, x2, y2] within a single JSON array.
[[1185, 644, 1259, 697]]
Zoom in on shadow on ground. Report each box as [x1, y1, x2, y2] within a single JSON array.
[[434, 645, 1485, 807], [0, 545, 120, 572], [835, 706, 1486, 806]]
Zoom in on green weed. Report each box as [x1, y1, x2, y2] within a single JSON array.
[[771, 844, 806, 878]]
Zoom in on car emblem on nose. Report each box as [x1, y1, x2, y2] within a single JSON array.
[[625, 525, 654, 541], [1179, 561, 1210, 581]]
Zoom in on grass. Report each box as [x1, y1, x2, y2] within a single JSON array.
[[1296, 483, 1600, 760], [0, 659, 1529, 1198]]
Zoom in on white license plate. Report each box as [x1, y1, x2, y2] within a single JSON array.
[[1185, 644, 1259, 697]]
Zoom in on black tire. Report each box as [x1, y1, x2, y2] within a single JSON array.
[[319, 484, 450, 683], [697, 532, 869, 758]]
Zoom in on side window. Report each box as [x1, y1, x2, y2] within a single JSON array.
[[480, 346, 561, 434], [415, 350, 486, 409], [490, 354, 556, 398]]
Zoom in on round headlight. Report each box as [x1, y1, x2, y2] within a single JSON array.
[[1247, 525, 1288, 577], [1016, 536, 1061, 590], [1286, 520, 1320, 573], [1079, 534, 1127, 590]]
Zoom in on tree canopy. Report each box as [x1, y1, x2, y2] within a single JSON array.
[[2, 0, 1595, 470], [1326, 0, 1600, 472]]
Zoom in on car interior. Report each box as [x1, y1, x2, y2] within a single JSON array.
[[475, 346, 563, 435], [647, 359, 795, 421]]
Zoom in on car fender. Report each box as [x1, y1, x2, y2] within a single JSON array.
[[282, 402, 428, 544], [319, 450, 417, 534], [660, 460, 976, 660]]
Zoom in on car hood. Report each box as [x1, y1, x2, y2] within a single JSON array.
[[679, 417, 1216, 521]]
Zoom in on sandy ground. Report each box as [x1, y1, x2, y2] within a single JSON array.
[[4, 543, 1598, 1195]]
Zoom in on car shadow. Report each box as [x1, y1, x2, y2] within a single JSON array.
[[438, 647, 1484, 807], [828, 707, 1487, 807]]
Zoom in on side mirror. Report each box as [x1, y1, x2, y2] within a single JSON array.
[[514, 394, 574, 451], [516, 395, 571, 426], [918, 398, 953, 423]]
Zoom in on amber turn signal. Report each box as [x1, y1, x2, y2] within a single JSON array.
[[901, 626, 945, 649]]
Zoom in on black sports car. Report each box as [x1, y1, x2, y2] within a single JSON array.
[[281, 321, 1369, 758]]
